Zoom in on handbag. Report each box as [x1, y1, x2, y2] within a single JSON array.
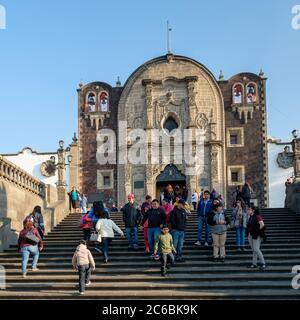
[[25, 230, 40, 245], [89, 232, 99, 242]]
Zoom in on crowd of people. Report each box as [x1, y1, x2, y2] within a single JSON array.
[[17, 182, 267, 295]]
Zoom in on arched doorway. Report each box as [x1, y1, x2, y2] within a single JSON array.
[[156, 164, 186, 200]]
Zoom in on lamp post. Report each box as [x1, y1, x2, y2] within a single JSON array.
[[291, 129, 300, 183], [50, 140, 72, 200]]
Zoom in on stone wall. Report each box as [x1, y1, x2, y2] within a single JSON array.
[[0, 156, 69, 251], [219, 72, 268, 208], [78, 82, 122, 206]]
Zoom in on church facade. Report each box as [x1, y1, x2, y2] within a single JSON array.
[[76, 54, 269, 207]]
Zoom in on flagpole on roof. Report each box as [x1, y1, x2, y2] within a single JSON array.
[[167, 21, 172, 54]]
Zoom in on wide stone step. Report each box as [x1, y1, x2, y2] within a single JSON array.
[[3, 265, 294, 275], [3, 280, 294, 291], [5, 272, 295, 282], [0, 289, 299, 299]]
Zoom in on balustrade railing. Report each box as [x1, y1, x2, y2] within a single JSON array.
[[0, 155, 45, 198]]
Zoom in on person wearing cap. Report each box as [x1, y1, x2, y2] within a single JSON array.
[[141, 199, 166, 260], [154, 225, 176, 277], [121, 193, 141, 250], [170, 199, 188, 262]]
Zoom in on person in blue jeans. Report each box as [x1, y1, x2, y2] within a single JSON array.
[[141, 199, 166, 260], [231, 199, 248, 251], [170, 199, 188, 262], [18, 221, 43, 278], [195, 190, 213, 246], [121, 193, 141, 250]]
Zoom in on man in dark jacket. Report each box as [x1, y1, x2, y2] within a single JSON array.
[[121, 193, 141, 250], [141, 199, 166, 259], [195, 190, 212, 246], [170, 199, 188, 262]]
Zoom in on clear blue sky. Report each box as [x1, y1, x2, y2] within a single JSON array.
[[0, 0, 299, 153]]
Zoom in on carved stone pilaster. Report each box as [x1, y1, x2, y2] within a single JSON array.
[[210, 144, 219, 184], [145, 164, 154, 196], [292, 138, 300, 182], [144, 84, 154, 129], [187, 80, 198, 127]]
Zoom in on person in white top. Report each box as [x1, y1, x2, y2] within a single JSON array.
[[191, 190, 199, 211], [95, 211, 124, 263]]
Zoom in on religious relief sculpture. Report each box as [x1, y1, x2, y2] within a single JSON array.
[[210, 145, 219, 182], [145, 85, 153, 109], [187, 81, 197, 107], [195, 113, 208, 130], [187, 80, 198, 127], [145, 84, 154, 128], [124, 164, 132, 185]]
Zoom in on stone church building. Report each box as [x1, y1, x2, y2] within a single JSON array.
[[76, 54, 269, 207]]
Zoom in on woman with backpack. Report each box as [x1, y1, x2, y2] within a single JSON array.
[[95, 211, 125, 263], [18, 221, 43, 278], [79, 211, 92, 241], [247, 205, 267, 270], [23, 206, 45, 239], [231, 199, 248, 251]]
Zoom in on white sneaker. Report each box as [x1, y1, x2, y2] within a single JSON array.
[[22, 273, 27, 279], [86, 281, 91, 286], [204, 242, 209, 247], [79, 291, 84, 295], [32, 268, 39, 272], [195, 241, 201, 246]]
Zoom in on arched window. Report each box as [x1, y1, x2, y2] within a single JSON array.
[[99, 92, 109, 112], [87, 92, 96, 112], [246, 83, 257, 104], [164, 117, 178, 133], [232, 84, 243, 104]]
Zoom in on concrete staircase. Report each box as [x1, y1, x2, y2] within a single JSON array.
[[1, 208, 300, 299]]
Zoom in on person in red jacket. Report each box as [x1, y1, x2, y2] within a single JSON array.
[[79, 212, 92, 241], [18, 221, 43, 278]]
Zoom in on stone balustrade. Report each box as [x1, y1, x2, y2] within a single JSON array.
[[0, 155, 45, 198]]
